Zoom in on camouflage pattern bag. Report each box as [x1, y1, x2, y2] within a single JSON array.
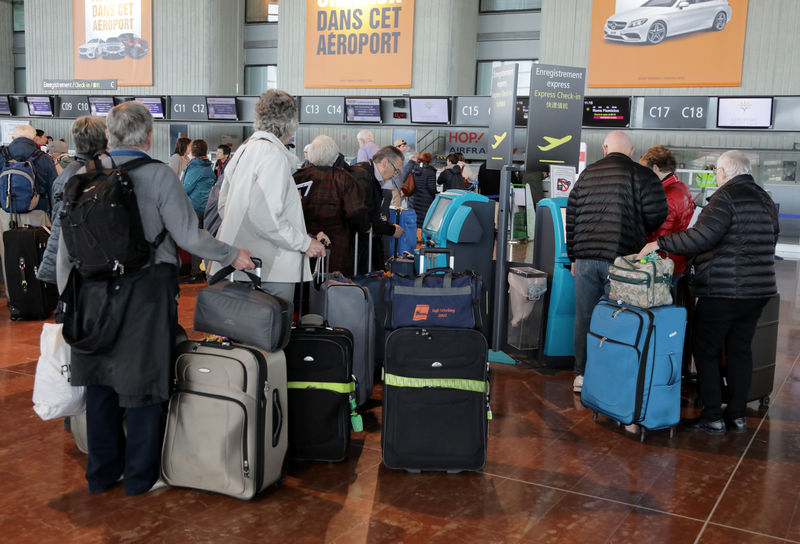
[[608, 253, 674, 308]]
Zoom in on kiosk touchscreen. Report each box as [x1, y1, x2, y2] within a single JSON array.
[[532, 197, 575, 367]]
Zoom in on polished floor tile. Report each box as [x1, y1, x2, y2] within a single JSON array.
[[1, 259, 799, 543]]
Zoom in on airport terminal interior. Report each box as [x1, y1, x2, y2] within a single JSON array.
[[2, 0, 800, 542]]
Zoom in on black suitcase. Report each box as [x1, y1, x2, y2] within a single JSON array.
[[382, 327, 490, 472], [284, 271, 360, 462], [3, 226, 58, 320]]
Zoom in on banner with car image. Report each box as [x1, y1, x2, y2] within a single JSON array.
[[588, 0, 747, 88], [73, 0, 152, 86]]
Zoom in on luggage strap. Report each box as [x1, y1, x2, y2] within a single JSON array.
[[383, 373, 488, 393], [287, 380, 363, 432], [384, 373, 492, 419], [287, 381, 355, 394]]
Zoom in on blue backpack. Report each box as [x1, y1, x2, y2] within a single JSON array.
[[0, 147, 44, 214]]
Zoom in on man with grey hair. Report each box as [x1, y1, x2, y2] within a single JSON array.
[[639, 150, 779, 434], [355, 129, 379, 163], [294, 134, 369, 276], [212, 89, 326, 301], [0, 123, 59, 288], [57, 101, 254, 496], [350, 145, 405, 272], [566, 130, 667, 393], [37, 116, 108, 285]]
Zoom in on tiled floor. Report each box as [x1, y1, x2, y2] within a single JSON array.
[[1, 259, 799, 543]]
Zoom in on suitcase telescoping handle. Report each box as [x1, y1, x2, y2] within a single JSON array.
[[353, 230, 373, 276], [297, 252, 330, 326], [207, 257, 263, 289], [418, 247, 454, 275]]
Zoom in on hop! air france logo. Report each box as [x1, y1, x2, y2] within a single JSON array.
[[412, 304, 430, 321]]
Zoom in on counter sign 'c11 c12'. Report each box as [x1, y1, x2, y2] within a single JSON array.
[[524, 64, 586, 172]]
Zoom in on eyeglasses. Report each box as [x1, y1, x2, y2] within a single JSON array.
[[387, 160, 401, 177]]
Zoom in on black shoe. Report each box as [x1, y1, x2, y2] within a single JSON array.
[[726, 417, 747, 433], [682, 417, 726, 435]]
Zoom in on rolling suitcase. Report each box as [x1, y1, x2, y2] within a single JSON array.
[[285, 260, 359, 461], [382, 327, 490, 472], [3, 226, 58, 320], [161, 340, 288, 500], [581, 300, 686, 441], [309, 251, 375, 406], [388, 207, 417, 257]]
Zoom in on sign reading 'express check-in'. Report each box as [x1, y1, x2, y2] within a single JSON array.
[[304, 0, 415, 88]]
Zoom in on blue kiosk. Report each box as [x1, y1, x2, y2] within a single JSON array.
[[420, 190, 496, 336], [532, 197, 575, 368]]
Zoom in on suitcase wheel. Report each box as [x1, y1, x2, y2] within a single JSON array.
[[639, 428, 646, 443], [669, 426, 676, 439], [760, 396, 770, 407], [592, 412, 598, 423]]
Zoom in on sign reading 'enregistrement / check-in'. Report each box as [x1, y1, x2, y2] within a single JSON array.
[[525, 64, 585, 171]]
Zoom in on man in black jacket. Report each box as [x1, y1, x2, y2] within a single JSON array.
[[350, 145, 405, 273], [639, 150, 779, 434], [566, 131, 667, 393]]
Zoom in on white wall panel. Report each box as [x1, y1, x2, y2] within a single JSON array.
[[0, 0, 13, 92]]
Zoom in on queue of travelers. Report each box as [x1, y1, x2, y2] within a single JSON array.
[[3, 89, 778, 500]]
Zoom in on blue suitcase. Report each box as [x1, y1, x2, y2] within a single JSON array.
[[581, 300, 686, 441], [389, 208, 417, 257]]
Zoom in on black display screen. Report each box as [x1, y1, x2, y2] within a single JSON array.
[[582, 96, 630, 127], [344, 98, 381, 123], [515, 96, 529, 127]]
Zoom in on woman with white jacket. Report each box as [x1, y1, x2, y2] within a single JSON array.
[[211, 89, 326, 302]]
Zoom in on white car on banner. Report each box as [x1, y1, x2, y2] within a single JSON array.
[[77, 38, 105, 59], [604, 0, 732, 45]]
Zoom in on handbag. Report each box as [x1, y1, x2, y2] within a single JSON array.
[[32, 323, 86, 420], [193, 258, 292, 352], [608, 253, 674, 308], [400, 171, 415, 197]]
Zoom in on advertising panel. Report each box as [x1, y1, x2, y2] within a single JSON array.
[[304, 0, 415, 88], [525, 64, 585, 171], [588, 0, 747, 88], [73, 0, 153, 87]]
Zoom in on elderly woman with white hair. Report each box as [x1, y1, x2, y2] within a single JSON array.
[[293, 134, 369, 276], [639, 150, 779, 435], [212, 89, 326, 302]]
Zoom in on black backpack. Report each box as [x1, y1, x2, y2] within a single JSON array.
[[60, 156, 167, 279]]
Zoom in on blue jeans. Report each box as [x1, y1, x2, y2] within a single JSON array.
[[573, 259, 610, 376]]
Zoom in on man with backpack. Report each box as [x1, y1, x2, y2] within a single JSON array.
[[56, 101, 254, 496], [0, 124, 58, 288]]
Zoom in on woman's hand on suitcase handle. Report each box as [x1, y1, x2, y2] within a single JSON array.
[[232, 248, 255, 270], [305, 237, 326, 258], [637, 241, 660, 260]]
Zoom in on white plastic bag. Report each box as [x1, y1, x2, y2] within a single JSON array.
[[32, 323, 86, 420]]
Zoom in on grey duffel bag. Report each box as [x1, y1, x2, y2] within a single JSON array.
[[194, 258, 292, 352]]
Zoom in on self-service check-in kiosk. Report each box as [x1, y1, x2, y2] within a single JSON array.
[[532, 197, 575, 368], [420, 190, 496, 336], [420, 190, 495, 284]]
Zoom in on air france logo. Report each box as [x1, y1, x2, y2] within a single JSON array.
[[412, 304, 429, 321]]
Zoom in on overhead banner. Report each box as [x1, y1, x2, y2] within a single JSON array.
[[72, 0, 153, 87], [525, 64, 585, 171], [588, 0, 747, 88], [304, 0, 415, 88]]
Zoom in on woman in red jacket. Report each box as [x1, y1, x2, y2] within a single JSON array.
[[640, 145, 695, 287]]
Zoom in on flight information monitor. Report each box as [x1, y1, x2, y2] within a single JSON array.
[[582, 96, 630, 127], [89, 96, 114, 117], [717, 97, 773, 128], [345, 97, 381, 123], [515, 96, 529, 127], [410, 98, 450, 124], [206, 97, 238, 120], [27, 96, 53, 117], [135, 97, 165, 119], [0, 96, 10, 116]]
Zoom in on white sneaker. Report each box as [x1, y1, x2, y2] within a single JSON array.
[[148, 478, 168, 493], [573, 375, 584, 393]]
